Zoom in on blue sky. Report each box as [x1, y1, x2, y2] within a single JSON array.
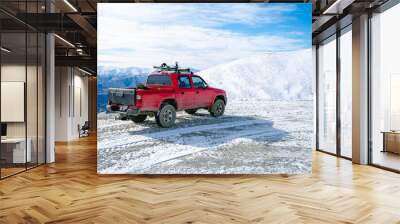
[[98, 3, 311, 69]]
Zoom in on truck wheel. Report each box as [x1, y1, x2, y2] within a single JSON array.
[[185, 109, 198, 115], [130, 115, 147, 123], [210, 99, 225, 117], [156, 104, 176, 128]]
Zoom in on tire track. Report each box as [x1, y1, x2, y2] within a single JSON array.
[[100, 125, 282, 173], [98, 119, 272, 150]]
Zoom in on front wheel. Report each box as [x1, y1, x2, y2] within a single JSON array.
[[130, 115, 147, 123], [119, 114, 128, 120], [209, 99, 225, 117], [156, 104, 176, 128]]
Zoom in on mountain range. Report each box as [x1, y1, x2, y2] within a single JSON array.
[[97, 49, 313, 111]]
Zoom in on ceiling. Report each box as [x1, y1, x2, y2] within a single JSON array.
[[1, 0, 394, 74], [312, 0, 391, 44]]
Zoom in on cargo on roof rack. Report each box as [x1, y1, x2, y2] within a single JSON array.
[[153, 62, 193, 74]]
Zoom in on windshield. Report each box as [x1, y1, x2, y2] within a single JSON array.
[[192, 76, 208, 88], [146, 75, 172, 86]]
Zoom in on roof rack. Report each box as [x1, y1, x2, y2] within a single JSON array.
[[153, 62, 193, 74]]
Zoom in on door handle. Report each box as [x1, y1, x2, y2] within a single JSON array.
[[196, 91, 199, 94], [181, 92, 185, 95]]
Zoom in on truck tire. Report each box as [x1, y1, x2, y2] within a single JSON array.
[[119, 114, 128, 120], [185, 109, 198, 115], [156, 104, 176, 128], [130, 115, 147, 123], [209, 99, 225, 117]]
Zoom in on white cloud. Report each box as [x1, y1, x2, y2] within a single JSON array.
[[98, 3, 308, 69], [99, 3, 296, 28]]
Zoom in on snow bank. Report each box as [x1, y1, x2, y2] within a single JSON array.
[[199, 49, 313, 100]]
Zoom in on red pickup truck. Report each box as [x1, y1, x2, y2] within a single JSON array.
[[107, 64, 227, 127]]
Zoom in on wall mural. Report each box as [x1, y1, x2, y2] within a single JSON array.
[[97, 3, 313, 174]]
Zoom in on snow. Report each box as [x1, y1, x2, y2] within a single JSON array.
[[199, 49, 313, 100], [97, 50, 313, 174], [97, 99, 313, 174]]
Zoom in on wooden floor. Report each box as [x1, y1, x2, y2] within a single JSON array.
[[1, 135, 400, 224], [373, 151, 400, 171], [0, 167, 26, 178]]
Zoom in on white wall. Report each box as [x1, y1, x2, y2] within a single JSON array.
[[55, 67, 68, 141], [1, 65, 26, 139], [72, 72, 89, 138], [1, 65, 41, 137], [55, 67, 89, 141], [1, 63, 47, 164]]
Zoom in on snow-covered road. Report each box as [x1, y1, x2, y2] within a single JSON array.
[[97, 99, 313, 174]]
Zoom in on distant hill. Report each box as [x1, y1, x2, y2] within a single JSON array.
[[199, 49, 313, 100], [97, 66, 150, 111]]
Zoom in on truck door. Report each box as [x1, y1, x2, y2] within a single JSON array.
[[192, 75, 212, 108], [176, 75, 196, 109]]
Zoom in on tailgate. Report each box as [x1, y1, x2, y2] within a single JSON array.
[[108, 88, 135, 106]]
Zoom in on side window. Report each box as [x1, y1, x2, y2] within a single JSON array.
[[192, 76, 208, 88], [178, 76, 191, 89]]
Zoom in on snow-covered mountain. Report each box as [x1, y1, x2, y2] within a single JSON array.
[[97, 50, 312, 111], [199, 49, 313, 100], [98, 66, 151, 77], [97, 66, 151, 111], [97, 66, 150, 94]]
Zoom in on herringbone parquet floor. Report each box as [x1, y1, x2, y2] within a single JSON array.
[[1, 135, 400, 223]]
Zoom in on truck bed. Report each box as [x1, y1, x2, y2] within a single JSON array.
[[108, 88, 136, 106]]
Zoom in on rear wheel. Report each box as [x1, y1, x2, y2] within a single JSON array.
[[185, 109, 198, 115], [130, 115, 147, 123], [209, 99, 225, 117], [156, 104, 176, 128]]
